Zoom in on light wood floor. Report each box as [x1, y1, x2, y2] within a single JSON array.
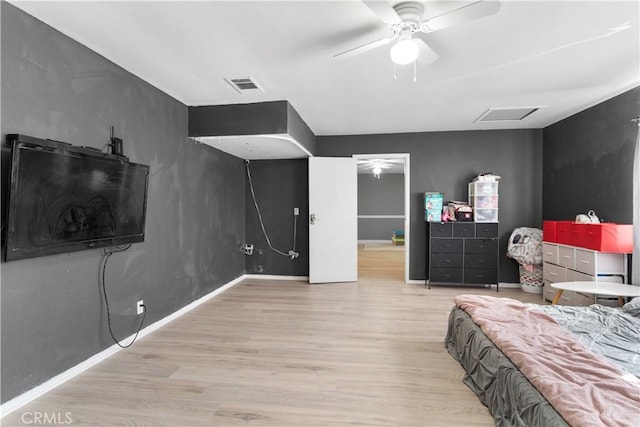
[[3, 246, 542, 426]]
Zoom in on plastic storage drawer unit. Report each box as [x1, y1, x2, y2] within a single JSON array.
[[474, 208, 498, 223], [469, 181, 498, 195]]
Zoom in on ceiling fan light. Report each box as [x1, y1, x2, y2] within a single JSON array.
[[390, 39, 419, 65], [373, 166, 382, 178]]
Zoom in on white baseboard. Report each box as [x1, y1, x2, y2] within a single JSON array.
[[358, 240, 391, 244], [497, 282, 522, 289], [407, 279, 427, 285], [244, 274, 309, 281], [0, 341, 124, 419], [0, 274, 246, 419]]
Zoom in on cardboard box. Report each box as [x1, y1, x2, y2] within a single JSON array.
[[424, 192, 444, 222], [542, 220, 559, 242], [550, 221, 633, 252], [556, 221, 574, 245], [582, 223, 633, 253]]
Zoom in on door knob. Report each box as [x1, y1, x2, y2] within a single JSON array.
[[310, 213, 318, 225]]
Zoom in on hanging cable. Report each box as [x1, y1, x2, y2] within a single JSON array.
[[245, 160, 299, 259], [100, 244, 146, 348]]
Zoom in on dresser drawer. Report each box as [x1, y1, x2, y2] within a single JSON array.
[[431, 253, 463, 268], [543, 281, 556, 302], [475, 223, 498, 238], [542, 243, 559, 264], [554, 289, 576, 306], [566, 269, 594, 282], [464, 268, 497, 284], [558, 246, 575, 268], [574, 292, 596, 306], [465, 253, 497, 269], [575, 292, 618, 307], [453, 222, 475, 237], [574, 249, 625, 276], [431, 238, 463, 253], [573, 249, 595, 275], [430, 222, 452, 237], [465, 238, 498, 254], [543, 262, 566, 282], [430, 268, 463, 283], [547, 282, 577, 305]]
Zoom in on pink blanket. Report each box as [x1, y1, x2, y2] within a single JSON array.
[[454, 295, 640, 427]]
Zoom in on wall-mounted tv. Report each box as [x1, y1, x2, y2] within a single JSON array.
[[4, 134, 149, 261]]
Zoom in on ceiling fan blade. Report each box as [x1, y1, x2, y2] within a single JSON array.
[[333, 37, 394, 60], [414, 38, 438, 65], [363, 1, 402, 25], [421, 1, 501, 33]]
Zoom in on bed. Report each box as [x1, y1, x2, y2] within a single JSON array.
[[445, 295, 640, 426]]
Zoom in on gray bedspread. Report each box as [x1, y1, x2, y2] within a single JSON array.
[[532, 303, 640, 378], [445, 308, 568, 426], [446, 297, 640, 426]]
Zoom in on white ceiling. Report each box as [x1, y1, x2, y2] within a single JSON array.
[[10, 0, 640, 139], [357, 157, 405, 174]]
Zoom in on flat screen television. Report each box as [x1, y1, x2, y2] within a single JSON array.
[[4, 134, 149, 261]]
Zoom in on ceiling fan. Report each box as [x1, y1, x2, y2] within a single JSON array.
[[334, 1, 501, 66]]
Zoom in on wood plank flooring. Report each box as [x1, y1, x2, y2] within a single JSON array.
[[2, 246, 542, 426]]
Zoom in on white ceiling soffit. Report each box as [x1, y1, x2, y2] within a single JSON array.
[[194, 134, 312, 161]]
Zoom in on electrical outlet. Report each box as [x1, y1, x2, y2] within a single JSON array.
[[136, 300, 144, 315], [294, 207, 299, 216]]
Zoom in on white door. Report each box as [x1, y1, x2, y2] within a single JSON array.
[[308, 157, 358, 283]]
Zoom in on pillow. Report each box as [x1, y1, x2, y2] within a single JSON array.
[[621, 296, 640, 317]]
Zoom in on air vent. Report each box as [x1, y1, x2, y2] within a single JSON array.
[[475, 107, 541, 122], [225, 77, 264, 94]]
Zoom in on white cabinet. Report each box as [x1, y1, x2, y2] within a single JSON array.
[[542, 242, 628, 306]]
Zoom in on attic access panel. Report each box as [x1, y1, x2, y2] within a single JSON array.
[[476, 107, 541, 122]]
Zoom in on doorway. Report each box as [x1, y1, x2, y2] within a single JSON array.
[[353, 153, 410, 283]]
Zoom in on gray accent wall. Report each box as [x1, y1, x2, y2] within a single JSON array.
[[358, 173, 404, 240], [1, 3, 246, 403], [317, 130, 544, 282], [244, 159, 309, 276], [543, 87, 639, 224]]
